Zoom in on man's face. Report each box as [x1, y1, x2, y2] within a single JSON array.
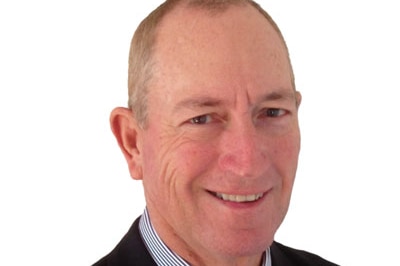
[[137, 4, 301, 262]]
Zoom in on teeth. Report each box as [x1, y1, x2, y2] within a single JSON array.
[[215, 193, 264, 203]]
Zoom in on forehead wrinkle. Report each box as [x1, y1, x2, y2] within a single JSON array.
[[233, 87, 297, 109], [172, 89, 296, 114], [262, 90, 297, 103], [173, 96, 223, 111]]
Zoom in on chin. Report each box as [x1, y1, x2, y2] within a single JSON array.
[[210, 231, 274, 257]]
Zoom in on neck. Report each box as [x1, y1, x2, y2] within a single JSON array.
[[180, 251, 265, 266], [145, 208, 266, 266]]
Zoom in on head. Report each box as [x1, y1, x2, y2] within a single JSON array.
[[127, 0, 296, 128], [111, 0, 301, 265]]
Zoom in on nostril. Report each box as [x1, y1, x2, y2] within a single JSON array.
[[218, 149, 268, 177]]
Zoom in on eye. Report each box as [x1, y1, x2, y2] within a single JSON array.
[[189, 114, 212, 125], [264, 108, 287, 117]]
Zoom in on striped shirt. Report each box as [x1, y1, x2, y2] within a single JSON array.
[[139, 208, 271, 266]]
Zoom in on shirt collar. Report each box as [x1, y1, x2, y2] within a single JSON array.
[[139, 208, 271, 266]]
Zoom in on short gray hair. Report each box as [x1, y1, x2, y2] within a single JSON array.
[[127, 0, 294, 127]]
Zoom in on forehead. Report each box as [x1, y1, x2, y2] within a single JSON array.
[[149, 3, 293, 104], [155, 4, 287, 58]]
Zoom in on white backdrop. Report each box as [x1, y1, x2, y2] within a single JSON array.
[[1, 1, 399, 265]]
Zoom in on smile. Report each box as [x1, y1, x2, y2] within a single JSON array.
[[214, 192, 264, 203]]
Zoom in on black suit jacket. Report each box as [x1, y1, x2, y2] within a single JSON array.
[[93, 217, 338, 266]]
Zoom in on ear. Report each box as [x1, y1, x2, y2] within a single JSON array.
[[110, 107, 143, 180], [295, 91, 302, 109]]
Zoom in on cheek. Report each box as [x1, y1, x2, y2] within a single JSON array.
[[272, 134, 300, 186], [142, 133, 216, 198], [173, 142, 218, 185], [140, 131, 177, 203], [269, 135, 300, 221]]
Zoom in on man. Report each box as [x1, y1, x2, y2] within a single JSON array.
[[94, 0, 337, 265]]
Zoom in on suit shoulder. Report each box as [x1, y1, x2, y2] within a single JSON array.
[[91, 216, 157, 266], [92, 257, 107, 266], [271, 241, 339, 266]]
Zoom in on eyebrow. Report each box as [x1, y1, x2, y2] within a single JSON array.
[[174, 97, 223, 111], [262, 91, 297, 103], [174, 90, 296, 111]]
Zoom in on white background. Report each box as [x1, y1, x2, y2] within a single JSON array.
[[1, 1, 399, 265]]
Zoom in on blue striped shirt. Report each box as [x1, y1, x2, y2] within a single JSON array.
[[139, 208, 271, 266]]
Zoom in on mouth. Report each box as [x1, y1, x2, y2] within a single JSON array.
[[211, 192, 265, 203]]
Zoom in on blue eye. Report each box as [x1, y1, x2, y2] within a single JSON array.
[[189, 115, 212, 124], [265, 108, 286, 117]]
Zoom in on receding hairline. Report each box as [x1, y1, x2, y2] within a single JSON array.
[[152, 0, 295, 88], [154, 0, 288, 43], [128, 0, 295, 127]]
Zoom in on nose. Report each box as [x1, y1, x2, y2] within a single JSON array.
[[217, 120, 269, 178]]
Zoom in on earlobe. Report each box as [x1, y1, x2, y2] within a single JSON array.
[[110, 107, 143, 180]]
